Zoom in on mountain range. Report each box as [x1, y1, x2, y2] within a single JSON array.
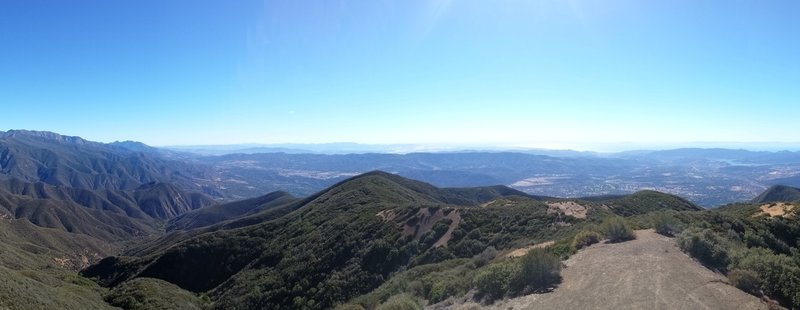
[[81, 171, 703, 309], [0, 130, 222, 197], [183, 146, 800, 207], [0, 130, 799, 309], [4, 130, 800, 207]]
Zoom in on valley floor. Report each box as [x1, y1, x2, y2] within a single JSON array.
[[444, 230, 770, 310]]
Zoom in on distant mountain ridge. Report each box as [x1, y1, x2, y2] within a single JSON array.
[[4, 129, 800, 207], [108, 140, 161, 153], [1, 129, 94, 145], [0, 129, 223, 198], [752, 185, 800, 203]]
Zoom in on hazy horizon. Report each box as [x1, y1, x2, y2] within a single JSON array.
[[2, 1, 799, 147], [162, 141, 800, 153], [5, 128, 800, 153]]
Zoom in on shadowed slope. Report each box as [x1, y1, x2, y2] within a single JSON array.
[[0, 179, 215, 241], [752, 185, 800, 203], [168, 190, 297, 231], [132, 182, 216, 219]]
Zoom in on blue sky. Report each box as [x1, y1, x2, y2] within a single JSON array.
[[1, 0, 799, 150]]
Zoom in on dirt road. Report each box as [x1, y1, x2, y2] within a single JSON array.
[[472, 230, 769, 310]]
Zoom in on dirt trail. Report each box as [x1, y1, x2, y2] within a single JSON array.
[[432, 211, 461, 248], [480, 230, 768, 310], [504, 241, 555, 258]]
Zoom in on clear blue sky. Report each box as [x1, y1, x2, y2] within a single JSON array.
[[1, 0, 799, 149]]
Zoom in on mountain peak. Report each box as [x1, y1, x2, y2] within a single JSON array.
[[300, 170, 532, 213], [3, 129, 91, 145], [352, 170, 403, 179], [752, 185, 800, 203]]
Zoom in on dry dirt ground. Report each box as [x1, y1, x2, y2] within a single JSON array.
[[503, 241, 555, 258], [546, 201, 588, 219], [755, 203, 795, 218], [444, 230, 771, 310]]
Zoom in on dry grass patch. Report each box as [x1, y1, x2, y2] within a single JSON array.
[[504, 241, 555, 258]]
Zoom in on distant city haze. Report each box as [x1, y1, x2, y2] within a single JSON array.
[[1, 1, 799, 146], [163, 141, 800, 154]]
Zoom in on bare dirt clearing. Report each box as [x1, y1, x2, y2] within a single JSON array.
[[546, 201, 588, 219], [755, 203, 795, 218], [444, 230, 770, 310]]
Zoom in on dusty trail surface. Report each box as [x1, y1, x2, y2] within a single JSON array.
[[455, 230, 769, 310]]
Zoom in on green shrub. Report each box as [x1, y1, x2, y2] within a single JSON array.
[[653, 213, 680, 236], [572, 230, 602, 249], [512, 248, 562, 293], [676, 228, 731, 271], [730, 248, 800, 308], [413, 247, 455, 266], [602, 217, 635, 243], [728, 269, 761, 295], [474, 261, 517, 301], [375, 293, 422, 310], [743, 230, 767, 249], [335, 304, 366, 310], [471, 246, 497, 267], [546, 240, 576, 260], [452, 239, 487, 257], [104, 278, 208, 310], [427, 280, 458, 303]]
